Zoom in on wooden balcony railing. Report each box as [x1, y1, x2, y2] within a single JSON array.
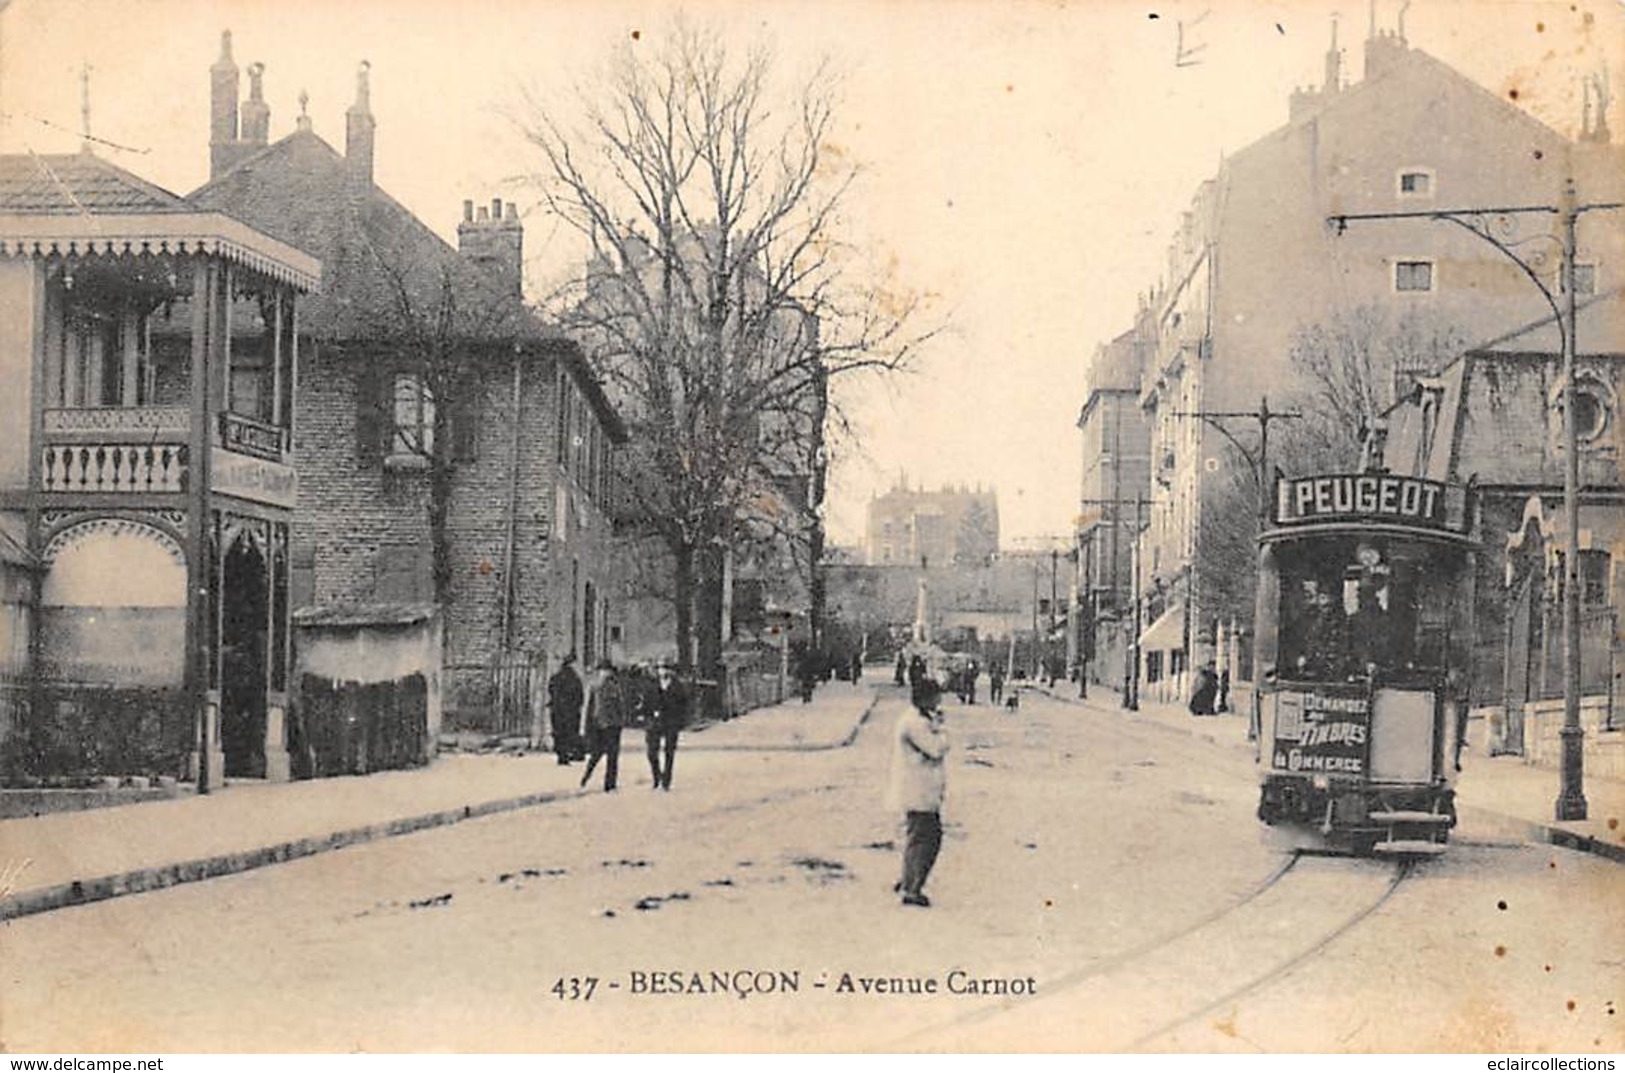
[[41, 442, 187, 493]]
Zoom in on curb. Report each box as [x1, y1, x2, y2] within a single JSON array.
[[0, 697, 886, 924], [1456, 805, 1625, 864], [1036, 686, 1625, 866], [684, 693, 881, 752], [0, 787, 575, 924]]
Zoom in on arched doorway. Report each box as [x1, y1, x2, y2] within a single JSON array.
[[220, 533, 269, 777], [1501, 503, 1553, 757]]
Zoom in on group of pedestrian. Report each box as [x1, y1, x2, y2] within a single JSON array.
[[546, 653, 691, 792], [552, 643, 957, 911]]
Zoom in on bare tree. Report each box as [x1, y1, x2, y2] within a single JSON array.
[[1287, 304, 1469, 467], [1194, 305, 1470, 640], [348, 203, 535, 610], [517, 20, 931, 698]]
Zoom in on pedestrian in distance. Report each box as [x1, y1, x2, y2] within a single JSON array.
[[966, 659, 978, 705], [547, 652, 584, 764], [579, 658, 628, 792], [798, 650, 819, 704], [988, 663, 1004, 705], [1189, 660, 1219, 717], [644, 659, 689, 791], [894, 651, 907, 687], [888, 676, 950, 908]]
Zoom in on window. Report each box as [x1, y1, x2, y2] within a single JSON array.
[[1565, 378, 1612, 444], [1397, 169, 1434, 198], [1394, 260, 1434, 293], [55, 303, 152, 408], [1580, 550, 1611, 608], [391, 374, 435, 458]]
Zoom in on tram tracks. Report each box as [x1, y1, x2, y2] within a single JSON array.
[[891, 852, 1413, 1052]]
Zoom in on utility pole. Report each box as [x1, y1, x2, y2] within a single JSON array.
[[1079, 495, 1151, 710], [1049, 546, 1059, 684], [1172, 398, 1302, 522], [1330, 179, 1622, 822]]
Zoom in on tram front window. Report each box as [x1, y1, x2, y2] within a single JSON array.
[[1274, 536, 1453, 683]]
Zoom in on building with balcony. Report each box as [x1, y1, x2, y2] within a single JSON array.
[[187, 34, 627, 751], [0, 149, 319, 784], [1076, 310, 1154, 690], [1104, 18, 1625, 705]]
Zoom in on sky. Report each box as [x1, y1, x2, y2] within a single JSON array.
[[2, 0, 1621, 546]]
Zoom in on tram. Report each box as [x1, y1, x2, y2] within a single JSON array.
[[1252, 471, 1480, 856]]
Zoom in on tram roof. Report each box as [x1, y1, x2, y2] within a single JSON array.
[[1259, 520, 1478, 549]]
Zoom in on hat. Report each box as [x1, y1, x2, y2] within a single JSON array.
[[911, 677, 943, 710], [595, 657, 615, 671]]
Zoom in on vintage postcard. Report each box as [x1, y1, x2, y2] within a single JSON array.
[[0, 0, 1621, 1056]]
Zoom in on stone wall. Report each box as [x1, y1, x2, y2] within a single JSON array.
[[1519, 696, 1625, 781]]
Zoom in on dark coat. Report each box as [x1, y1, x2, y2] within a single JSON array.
[[645, 679, 690, 730], [585, 672, 629, 729], [548, 663, 584, 718], [1189, 667, 1219, 716]]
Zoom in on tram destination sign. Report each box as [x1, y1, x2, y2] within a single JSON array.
[[1275, 473, 1448, 530]]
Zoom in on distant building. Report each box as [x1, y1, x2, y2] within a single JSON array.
[[1076, 313, 1154, 689], [865, 480, 998, 567], [1100, 19, 1625, 704]]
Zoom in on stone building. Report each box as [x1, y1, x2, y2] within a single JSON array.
[[188, 34, 626, 760], [1076, 312, 1154, 689], [865, 480, 999, 568], [0, 149, 318, 784], [1379, 292, 1625, 780], [1104, 19, 1625, 705]]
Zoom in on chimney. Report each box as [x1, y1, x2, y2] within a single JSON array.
[[1322, 16, 1342, 94], [457, 196, 525, 298], [240, 62, 270, 147], [209, 30, 240, 179], [1363, 29, 1408, 80], [345, 60, 375, 187]]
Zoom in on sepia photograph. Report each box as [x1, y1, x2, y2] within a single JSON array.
[[0, 0, 1621, 1055]]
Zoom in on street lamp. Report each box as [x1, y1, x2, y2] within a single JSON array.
[[1330, 178, 1622, 821]]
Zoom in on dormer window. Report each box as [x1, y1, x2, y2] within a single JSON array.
[[1397, 168, 1435, 198]]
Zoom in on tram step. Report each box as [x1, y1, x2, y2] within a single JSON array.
[[1368, 811, 1451, 825], [1372, 839, 1447, 857]]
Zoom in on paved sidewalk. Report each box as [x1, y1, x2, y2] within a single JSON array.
[[1039, 681, 1625, 862], [0, 683, 877, 922]]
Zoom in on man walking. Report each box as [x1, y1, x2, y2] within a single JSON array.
[[888, 676, 950, 908], [547, 653, 584, 764], [579, 659, 627, 792], [644, 659, 689, 790]]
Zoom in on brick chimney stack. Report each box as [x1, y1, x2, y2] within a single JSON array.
[[240, 61, 270, 148], [209, 30, 240, 179], [345, 61, 375, 187], [457, 198, 524, 298]]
